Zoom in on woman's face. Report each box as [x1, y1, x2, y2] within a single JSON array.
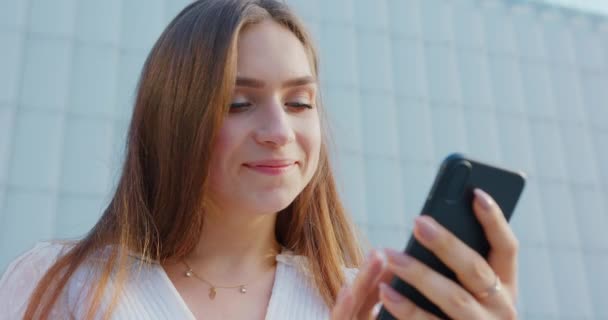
[[207, 20, 321, 216]]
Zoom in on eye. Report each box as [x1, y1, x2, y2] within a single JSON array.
[[229, 102, 252, 113], [284, 89, 315, 110], [285, 101, 313, 110]]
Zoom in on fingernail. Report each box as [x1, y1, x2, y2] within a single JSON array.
[[366, 249, 378, 263], [372, 302, 382, 317], [380, 283, 403, 303], [362, 249, 379, 273], [368, 249, 388, 268], [364, 249, 377, 263], [474, 188, 495, 210], [336, 286, 349, 304], [384, 248, 413, 267], [377, 249, 388, 268], [415, 216, 438, 241]]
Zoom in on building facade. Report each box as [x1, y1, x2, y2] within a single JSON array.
[[1, 0, 607, 318]]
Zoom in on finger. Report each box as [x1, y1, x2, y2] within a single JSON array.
[[473, 188, 519, 296], [412, 215, 498, 301], [379, 283, 441, 320], [346, 249, 386, 317], [357, 263, 393, 319], [330, 286, 354, 320], [384, 248, 484, 319]]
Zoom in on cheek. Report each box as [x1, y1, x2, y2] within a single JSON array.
[[311, 128, 321, 160], [208, 122, 243, 181], [302, 116, 322, 168]]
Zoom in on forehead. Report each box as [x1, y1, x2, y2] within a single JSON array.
[[236, 20, 313, 81]]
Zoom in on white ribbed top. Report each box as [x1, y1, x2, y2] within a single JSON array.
[[0, 242, 358, 319]]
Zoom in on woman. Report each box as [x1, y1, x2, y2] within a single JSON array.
[[0, 0, 519, 319]]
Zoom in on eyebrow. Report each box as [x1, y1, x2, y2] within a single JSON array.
[[235, 76, 316, 89]]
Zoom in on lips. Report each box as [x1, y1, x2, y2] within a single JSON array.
[[243, 159, 298, 176]]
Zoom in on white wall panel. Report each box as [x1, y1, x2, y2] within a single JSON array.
[[0, 1, 607, 319]]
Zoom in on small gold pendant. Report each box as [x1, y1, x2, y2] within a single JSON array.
[[209, 287, 217, 300]]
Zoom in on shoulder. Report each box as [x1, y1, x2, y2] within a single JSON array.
[[0, 241, 74, 319], [0, 241, 73, 286]]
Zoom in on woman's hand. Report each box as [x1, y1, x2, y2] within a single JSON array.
[[331, 188, 519, 320]]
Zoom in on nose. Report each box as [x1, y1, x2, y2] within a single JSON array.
[[253, 100, 295, 148]]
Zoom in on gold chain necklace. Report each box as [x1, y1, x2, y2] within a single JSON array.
[[182, 260, 248, 300]]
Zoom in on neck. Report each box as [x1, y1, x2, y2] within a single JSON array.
[[184, 208, 281, 282]]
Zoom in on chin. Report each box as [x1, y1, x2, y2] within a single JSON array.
[[250, 190, 299, 215]]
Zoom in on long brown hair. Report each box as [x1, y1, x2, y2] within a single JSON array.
[[24, 0, 363, 318]]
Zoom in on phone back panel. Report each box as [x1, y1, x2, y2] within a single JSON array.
[[377, 154, 526, 319]]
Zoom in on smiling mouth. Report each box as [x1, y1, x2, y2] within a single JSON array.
[[243, 161, 298, 176]]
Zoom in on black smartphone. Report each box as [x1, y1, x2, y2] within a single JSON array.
[[377, 153, 526, 320]]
